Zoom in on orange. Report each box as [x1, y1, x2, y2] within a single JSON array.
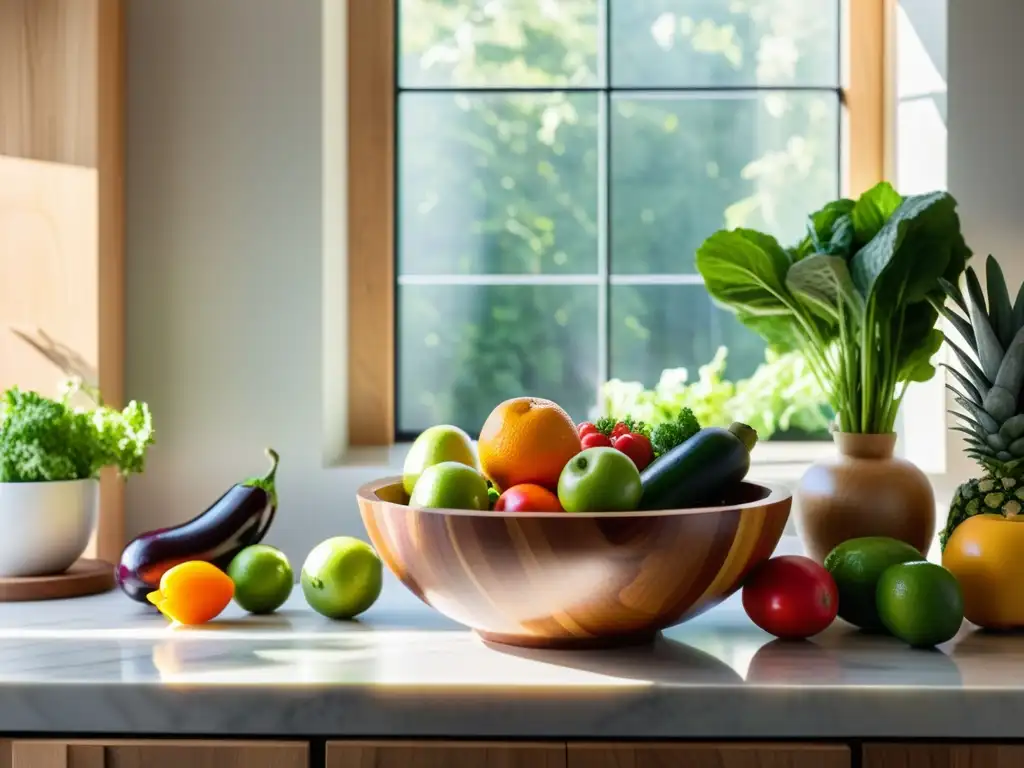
[[478, 397, 581, 492], [943, 513, 1024, 629], [147, 561, 235, 625]]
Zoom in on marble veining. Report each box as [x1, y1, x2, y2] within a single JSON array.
[[0, 550, 1022, 739]]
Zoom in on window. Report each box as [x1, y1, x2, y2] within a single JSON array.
[[347, 0, 886, 446]]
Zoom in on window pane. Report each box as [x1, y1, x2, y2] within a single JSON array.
[[399, 92, 601, 275], [611, 92, 839, 274], [611, 285, 764, 388], [400, 0, 602, 88], [611, 0, 839, 87], [398, 284, 599, 435]]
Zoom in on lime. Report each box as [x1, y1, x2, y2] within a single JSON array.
[[877, 561, 964, 647], [824, 537, 922, 631], [301, 537, 383, 620], [227, 545, 294, 615]]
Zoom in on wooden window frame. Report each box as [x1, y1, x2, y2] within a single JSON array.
[[347, 0, 892, 447]]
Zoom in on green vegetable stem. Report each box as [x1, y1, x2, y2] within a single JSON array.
[[0, 378, 156, 483], [695, 182, 971, 434]]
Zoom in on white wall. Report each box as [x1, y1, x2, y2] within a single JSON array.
[[125, 0, 385, 567], [945, 0, 1024, 487]]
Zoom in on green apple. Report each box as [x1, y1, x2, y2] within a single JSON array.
[[410, 461, 490, 510], [557, 447, 642, 513], [403, 425, 477, 495]]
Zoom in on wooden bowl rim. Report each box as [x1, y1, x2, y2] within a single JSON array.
[[357, 476, 791, 518]]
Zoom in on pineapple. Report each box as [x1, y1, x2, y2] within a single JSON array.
[[939, 255, 1024, 549]]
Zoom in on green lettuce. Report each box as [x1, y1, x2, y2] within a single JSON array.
[[0, 379, 155, 482]]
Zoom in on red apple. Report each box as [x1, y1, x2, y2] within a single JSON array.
[[742, 555, 838, 640], [494, 484, 563, 513]]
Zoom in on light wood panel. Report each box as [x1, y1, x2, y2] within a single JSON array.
[[846, 0, 892, 196], [0, 0, 124, 561], [3, 741, 307, 768], [0, 0, 99, 167], [327, 741, 565, 768], [347, 0, 395, 446], [568, 743, 850, 768], [863, 744, 1024, 768]]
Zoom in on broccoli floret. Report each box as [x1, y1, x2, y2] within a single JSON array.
[[650, 408, 701, 457]]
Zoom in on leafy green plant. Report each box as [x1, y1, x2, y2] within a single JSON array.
[[695, 183, 971, 434], [0, 378, 155, 483], [600, 347, 831, 441]]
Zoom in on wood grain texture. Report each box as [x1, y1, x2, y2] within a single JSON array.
[[0, 0, 125, 563], [358, 479, 791, 647], [847, 0, 891, 196], [568, 743, 850, 768], [0, 0, 99, 166], [328, 741, 565, 768], [347, 0, 395, 446], [863, 744, 1024, 768], [3, 741, 307, 768], [0, 559, 113, 602]]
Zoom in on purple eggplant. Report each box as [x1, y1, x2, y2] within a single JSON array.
[[117, 448, 280, 603]]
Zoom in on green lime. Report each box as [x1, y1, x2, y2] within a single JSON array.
[[824, 537, 923, 631], [301, 536, 383, 620], [876, 561, 964, 647], [227, 545, 294, 615]]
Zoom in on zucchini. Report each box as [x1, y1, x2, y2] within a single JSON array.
[[638, 422, 758, 510]]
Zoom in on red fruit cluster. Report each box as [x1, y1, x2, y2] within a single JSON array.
[[577, 421, 654, 471]]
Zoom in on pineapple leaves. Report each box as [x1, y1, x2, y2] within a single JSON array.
[[985, 255, 1016, 349], [964, 266, 1005, 381], [941, 363, 983, 405]]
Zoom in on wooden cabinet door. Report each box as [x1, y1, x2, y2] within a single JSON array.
[[568, 743, 850, 768], [863, 744, 1024, 768], [326, 741, 565, 768], [2, 740, 307, 768]]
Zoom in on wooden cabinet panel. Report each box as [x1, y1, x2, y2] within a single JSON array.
[[863, 744, 1024, 768], [327, 741, 565, 768], [0, 0, 124, 561], [568, 743, 850, 768], [2, 741, 307, 768]]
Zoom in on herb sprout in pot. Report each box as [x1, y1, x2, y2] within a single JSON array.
[[0, 379, 155, 577], [696, 183, 971, 562]]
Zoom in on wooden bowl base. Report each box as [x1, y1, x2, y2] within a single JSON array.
[[477, 629, 660, 650]]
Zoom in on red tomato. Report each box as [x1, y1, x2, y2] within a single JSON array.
[[581, 432, 612, 449], [611, 422, 631, 438], [612, 433, 654, 471], [742, 556, 838, 640], [494, 484, 563, 513], [577, 422, 598, 438]]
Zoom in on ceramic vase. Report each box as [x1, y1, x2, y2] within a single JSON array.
[[795, 433, 934, 563], [0, 479, 98, 577]]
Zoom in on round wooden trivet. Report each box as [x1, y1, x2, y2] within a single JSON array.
[[0, 559, 115, 602]]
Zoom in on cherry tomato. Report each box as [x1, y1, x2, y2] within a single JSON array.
[[742, 555, 838, 640], [611, 422, 631, 438], [580, 432, 612, 449], [611, 433, 654, 471], [577, 422, 598, 438]]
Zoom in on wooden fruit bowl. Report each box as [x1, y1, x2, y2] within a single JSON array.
[[357, 477, 791, 649]]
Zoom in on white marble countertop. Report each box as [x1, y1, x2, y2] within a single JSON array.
[[0, 550, 1022, 740]]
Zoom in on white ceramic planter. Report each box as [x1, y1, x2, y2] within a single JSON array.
[[0, 479, 98, 577]]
